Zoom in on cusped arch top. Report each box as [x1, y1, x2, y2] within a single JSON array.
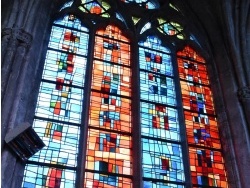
[[177, 46, 205, 63]]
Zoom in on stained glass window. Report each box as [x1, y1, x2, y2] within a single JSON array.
[[21, 1, 229, 188], [177, 46, 228, 187], [139, 36, 185, 187], [84, 25, 132, 187], [22, 14, 88, 187]]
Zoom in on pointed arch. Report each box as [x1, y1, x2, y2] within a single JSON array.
[[18, 1, 231, 188], [22, 14, 90, 187], [177, 46, 228, 187]]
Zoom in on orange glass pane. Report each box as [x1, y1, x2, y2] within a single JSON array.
[[180, 81, 215, 115], [177, 46, 205, 63], [177, 58, 210, 85], [184, 111, 221, 149], [189, 147, 228, 187]]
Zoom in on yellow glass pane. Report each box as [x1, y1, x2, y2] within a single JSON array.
[[132, 16, 140, 25]]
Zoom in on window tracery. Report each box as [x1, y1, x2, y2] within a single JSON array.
[[21, 1, 228, 187]]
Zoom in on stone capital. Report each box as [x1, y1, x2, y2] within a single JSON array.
[[238, 86, 250, 102], [1, 28, 32, 48]]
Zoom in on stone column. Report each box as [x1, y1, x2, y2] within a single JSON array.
[[238, 86, 250, 134], [1, 0, 59, 187], [1, 28, 32, 149]]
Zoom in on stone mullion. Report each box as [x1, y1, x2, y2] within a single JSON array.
[[1, 28, 33, 188]]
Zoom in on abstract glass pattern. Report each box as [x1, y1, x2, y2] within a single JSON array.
[[142, 139, 184, 181], [22, 14, 88, 187], [139, 35, 185, 187], [184, 111, 221, 149], [84, 25, 132, 187], [29, 119, 80, 167], [177, 46, 228, 187], [139, 36, 175, 105], [141, 102, 180, 141], [157, 18, 184, 39], [79, 0, 111, 18], [144, 181, 184, 188], [23, 164, 76, 188], [189, 148, 227, 187], [85, 172, 132, 188]]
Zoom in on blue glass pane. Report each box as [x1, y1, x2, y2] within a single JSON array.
[[29, 119, 80, 167], [144, 181, 184, 188], [49, 26, 89, 55], [22, 164, 76, 188], [142, 138, 185, 182], [139, 47, 172, 75], [141, 102, 180, 141], [42, 50, 87, 87], [140, 71, 176, 105], [54, 15, 89, 32], [35, 81, 84, 124]]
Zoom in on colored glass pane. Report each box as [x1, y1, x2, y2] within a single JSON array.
[[180, 80, 215, 114], [60, 0, 73, 11], [28, 119, 80, 166], [54, 15, 88, 31], [132, 16, 141, 25], [141, 102, 180, 141], [142, 138, 185, 181], [178, 58, 210, 85], [140, 22, 151, 34], [189, 147, 227, 187], [116, 13, 126, 26], [84, 25, 132, 187], [177, 46, 205, 63], [139, 35, 185, 187], [169, 3, 179, 12], [157, 19, 184, 39], [144, 181, 184, 188], [177, 46, 228, 187], [85, 129, 132, 173], [79, 0, 110, 17], [35, 81, 84, 123], [184, 111, 221, 149], [88, 91, 131, 132], [139, 36, 175, 106], [22, 165, 76, 188], [85, 172, 132, 188]]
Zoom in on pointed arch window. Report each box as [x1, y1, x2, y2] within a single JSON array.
[[84, 25, 133, 187], [177, 46, 228, 187], [21, 1, 229, 188]]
